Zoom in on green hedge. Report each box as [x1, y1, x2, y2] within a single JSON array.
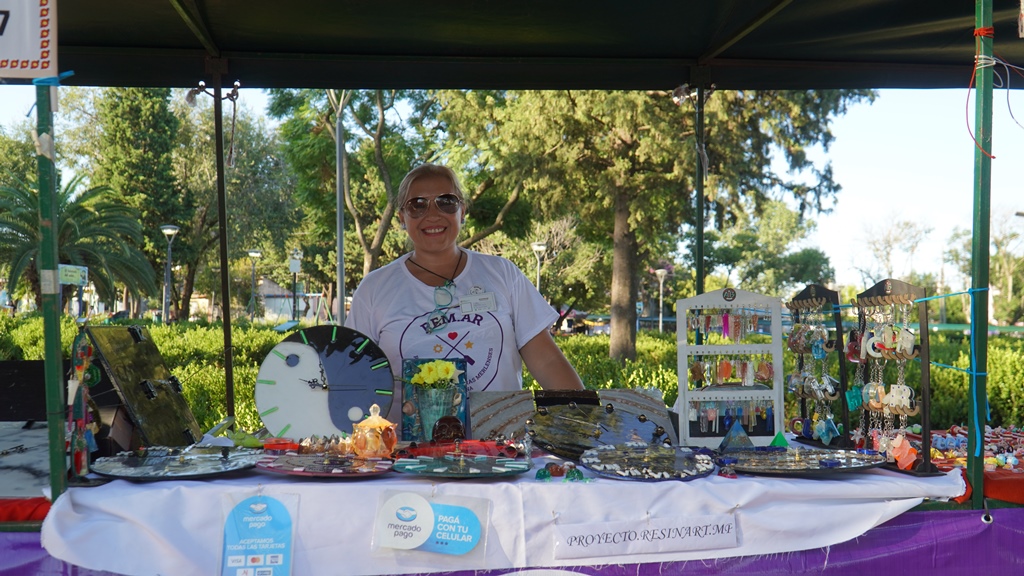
[[3, 316, 1021, 433]]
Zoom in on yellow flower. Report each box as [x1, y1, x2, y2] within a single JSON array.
[[421, 362, 439, 385], [435, 360, 455, 381], [411, 360, 457, 389]]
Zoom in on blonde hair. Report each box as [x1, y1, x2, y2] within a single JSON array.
[[395, 163, 467, 208]]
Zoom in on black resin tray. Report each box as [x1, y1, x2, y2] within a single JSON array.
[[525, 402, 669, 461]]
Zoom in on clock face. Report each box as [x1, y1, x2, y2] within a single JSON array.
[[255, 326, 394, 439]]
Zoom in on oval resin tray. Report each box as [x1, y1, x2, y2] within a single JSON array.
[[578, 443, 716, 481]]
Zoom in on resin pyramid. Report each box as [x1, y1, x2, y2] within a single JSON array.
[[718, 419, 755, 452]]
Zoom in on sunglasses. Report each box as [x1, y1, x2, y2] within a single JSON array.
[[426, 282, 455, 333], [403, 194, 462, 218]]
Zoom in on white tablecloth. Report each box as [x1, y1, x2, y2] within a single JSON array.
[[41, 464, 965, 576]]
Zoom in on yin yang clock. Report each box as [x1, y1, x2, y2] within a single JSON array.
[[255, 326, 395, 439]]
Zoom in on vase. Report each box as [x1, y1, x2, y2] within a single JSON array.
[[416, 386, 456, 442]]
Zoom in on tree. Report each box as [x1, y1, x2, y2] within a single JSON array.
[[435, 89, 870, 362], [0, 126, 36, 190], [268, 88, 529, 303], [712, 200, 834, 297], [91, 88, 182, 315], [945, 214, 1024, 325], [170, 96, 298, 318], [0, 173, 157, 309], [268, 89, 418, 298], [854, 214, 933, 286], [474, 216, 609, 328]]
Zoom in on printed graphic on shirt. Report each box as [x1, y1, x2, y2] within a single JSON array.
[[399, 307, 504, 391]]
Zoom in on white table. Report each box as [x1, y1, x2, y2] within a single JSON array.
[[41, 462, 965, 576]]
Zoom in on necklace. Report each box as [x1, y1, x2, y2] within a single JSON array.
[[408, 249, 464, 286]]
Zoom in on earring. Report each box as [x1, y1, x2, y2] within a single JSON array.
[[400, 222, 407, 230]]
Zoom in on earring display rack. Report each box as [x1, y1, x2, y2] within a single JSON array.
[[785, 284, 852, 449], [853, 279, 940, 476], [675, 288, 785, 448]]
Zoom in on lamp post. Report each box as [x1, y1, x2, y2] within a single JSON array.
[[530, 242, 547, 292], [247, 249, 262, 321], [655, 269, 668, 333], [290, 248, 303, 322], [159, 225, 180, 323]]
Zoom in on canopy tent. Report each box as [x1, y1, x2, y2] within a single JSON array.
[[18, 0, 1015, 508], [39, 1, 1024, 90]]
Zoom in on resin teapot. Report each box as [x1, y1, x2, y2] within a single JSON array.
[[352, 404, 397, 458]]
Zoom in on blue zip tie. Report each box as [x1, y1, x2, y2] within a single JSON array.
[[929, 360, 974, 375], [968, 291, 985, 457], [31, 71, 75, 86]]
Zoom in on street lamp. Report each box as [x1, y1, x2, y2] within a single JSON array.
[[247, 249, 262, 321], [159, 225, 180, 323], [530, 242, 547, 292], [655, 268, 669, 333], [289, 248, 303, 322]]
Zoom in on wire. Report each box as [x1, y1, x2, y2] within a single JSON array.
[[966, 27, 997, 159]]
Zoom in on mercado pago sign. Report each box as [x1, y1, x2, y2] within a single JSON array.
[[374, 491, 490, 560], [0, 0, 57, 79]]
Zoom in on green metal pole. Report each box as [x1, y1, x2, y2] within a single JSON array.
[[695, 85, 706, 298], [968, 0, 993, 510], [36, 85, 67, 498]]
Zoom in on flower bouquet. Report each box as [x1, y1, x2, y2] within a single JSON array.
[[402, 358, 469, 442]]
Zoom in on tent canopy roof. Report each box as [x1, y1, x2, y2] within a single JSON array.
[[45, 1, 1024, 90]]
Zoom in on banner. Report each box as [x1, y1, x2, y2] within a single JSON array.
[[0, 0, 57, 79]]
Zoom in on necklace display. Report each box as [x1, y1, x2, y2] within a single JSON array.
[[408, 249, 464, 287]]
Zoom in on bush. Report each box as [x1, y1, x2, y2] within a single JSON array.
[[3, 316, 1022, 434], [3, 314, 79, 360]]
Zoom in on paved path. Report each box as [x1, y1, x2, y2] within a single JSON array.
[[0, 421, 54, 498]]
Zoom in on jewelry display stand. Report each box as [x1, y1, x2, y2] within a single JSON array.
[[676, 288, 785, 448], [854, 279, 939, 476], [785, 284, 852, 449]]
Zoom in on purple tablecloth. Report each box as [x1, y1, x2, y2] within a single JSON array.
[[6, 507, 1023, 575]]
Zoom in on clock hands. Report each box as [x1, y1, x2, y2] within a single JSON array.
[[299, 352, 330, 390], [300, 377, 327, 390]]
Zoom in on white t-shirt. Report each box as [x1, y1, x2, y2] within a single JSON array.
[[346, 250, 556, 419]]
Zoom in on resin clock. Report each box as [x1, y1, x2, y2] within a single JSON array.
[[254, 326, 395, 439]]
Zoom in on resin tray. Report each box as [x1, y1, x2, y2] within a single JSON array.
[[525, 402, 669, 461], [255, 454, 392, 478], [726, 448, 887, 476], [91, 446, 262, 481], [578, 443, 716, 482], [392, 454, 532, 479]]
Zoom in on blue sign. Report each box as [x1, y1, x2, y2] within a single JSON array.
[[376, 492, 485, 556], [222, 496, 294, 576]]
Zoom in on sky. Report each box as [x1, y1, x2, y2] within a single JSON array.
[[2, 84, 1023, 292]]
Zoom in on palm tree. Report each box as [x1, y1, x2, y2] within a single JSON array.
[[0, 172, 157, 310]]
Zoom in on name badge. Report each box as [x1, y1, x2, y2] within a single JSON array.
[[459, 292, 497, 313]]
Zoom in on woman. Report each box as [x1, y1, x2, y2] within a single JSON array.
[[345, 163, 584, 423]]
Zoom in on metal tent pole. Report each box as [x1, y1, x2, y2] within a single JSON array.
[[36, 85, 67, 498], [335, 111, 347, 325], [695, 85, 706, 298], [211, 68, 236, 417], [968, 0, 993, 510]]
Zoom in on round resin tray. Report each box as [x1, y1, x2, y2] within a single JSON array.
[[525, 402, 669, 461], [91, 446, 262, 481], [392, 454, 532, 479], [578, 443, 716, 481], [725, 448, 887, 476], [393, 440, 522, 460], [256, 454, 392, 478]]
